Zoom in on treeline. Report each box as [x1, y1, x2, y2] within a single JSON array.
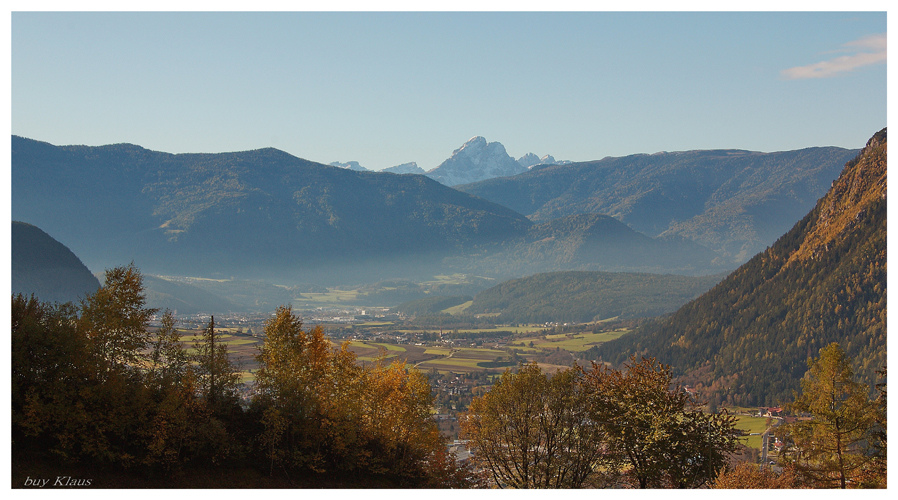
[[461, 344, 886, 489], [12, 264, 477, 488]]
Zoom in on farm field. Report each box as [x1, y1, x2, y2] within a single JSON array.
[[168, 322, 633, 382], [510, 330, 630, 352], [296, 289, 361, 305], [441, 300, 473, 315], [733, 415, 772, 450], [395, 325, 548, 335]]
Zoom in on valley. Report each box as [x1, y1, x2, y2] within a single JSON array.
[[10, 11, 887, 489], [11, 129, 886, 486]]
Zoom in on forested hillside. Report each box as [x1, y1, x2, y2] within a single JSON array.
[[11, 221, 101, 304], [465, 271, 725, 324], [592, 129, 886, 406], [457, 146, 858, 264], [448, 213, 728, 278]]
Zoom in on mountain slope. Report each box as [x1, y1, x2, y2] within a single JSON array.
[[449, 213, 728, 278], [11, 221, 101, 304], [11, 136, 532, 281], [142, 275, 242, 315], [465, 270, 725, 324], [457, 147, 859, 264], [591, 129, 886, 406]]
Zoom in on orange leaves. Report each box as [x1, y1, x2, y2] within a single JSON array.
[[254, 306, 443, 480]]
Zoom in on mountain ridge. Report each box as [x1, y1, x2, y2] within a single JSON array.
[[456, 146, 859, 264], [11, 135, 533, 282], [11, 221, 101, 304], [590, 129, 886, 406]]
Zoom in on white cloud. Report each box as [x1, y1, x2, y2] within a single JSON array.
[[781, 33, 886, 80]]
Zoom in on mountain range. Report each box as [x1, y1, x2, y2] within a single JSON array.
[[591, 128, 886, 406], [330, 138, 567, 182], [11, 135, 533, 283], [9, 128, 884, 410], [516, 153, 571, 169], [12, 135, 729, 284], [457, 146, 859, 264], [382, 162, 425, 175], [11, 133, 857, 289]]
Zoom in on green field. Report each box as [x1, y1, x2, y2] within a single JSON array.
[[442, 300, 473, 315], [396, 325, 545, 335], [297, 289, 360, 304], [169, 320, 629, 379], [734, 416, 771, 450], [418, 357, 488, 369], [510, 330, 630, 352]]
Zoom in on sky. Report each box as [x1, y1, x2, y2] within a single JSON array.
[[8, 5, 889, 172]]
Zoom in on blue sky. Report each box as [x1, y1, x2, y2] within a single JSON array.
[[9, 7, 888, 171]]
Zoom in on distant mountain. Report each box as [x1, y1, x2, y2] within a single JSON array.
[[11, 136, 531, 282], [426, 136, 527, 186], [142, 275, 242, 315], [329, 161, 370, 171], [449, 213, 729, 278], [466, 270, 725, 324], [11, 221, 101, 304], [591, 129, 886, 406], [517, 153, 542, 169], [382, 162, 425, 175], [457, 146, 859, 264], [517, 153, 571, 169]]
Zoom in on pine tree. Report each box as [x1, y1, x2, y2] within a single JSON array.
[[193, 316, 239, 410], [781, 342, 879, 488]]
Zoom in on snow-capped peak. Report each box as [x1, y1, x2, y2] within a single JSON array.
[[329, 161, 369, 172], [426, 136, 526, 186]]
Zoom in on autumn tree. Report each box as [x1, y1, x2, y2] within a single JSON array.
[[14, 267, 159, 467], [78, 263, 156, 374], [712, 462, 805, 489], [461, 362, 607, 488], [253, 305, 464, 485], [780, 342, 880, 488], [253, 305, 344, 472], [147, 309, 189, 391], [868, 366, 887, 486], [581, 356, 741, 488], [11, 294, 85, 444]]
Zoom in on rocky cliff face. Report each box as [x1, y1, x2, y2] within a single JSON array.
[[329, 161, 370, 171], [426, 136, 527, 186], [382, 161, 425, 174], [517, 153, 570, 169], [787, 128, 887, 265]]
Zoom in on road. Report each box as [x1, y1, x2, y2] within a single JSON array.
[[760, 418, 782, 468]]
